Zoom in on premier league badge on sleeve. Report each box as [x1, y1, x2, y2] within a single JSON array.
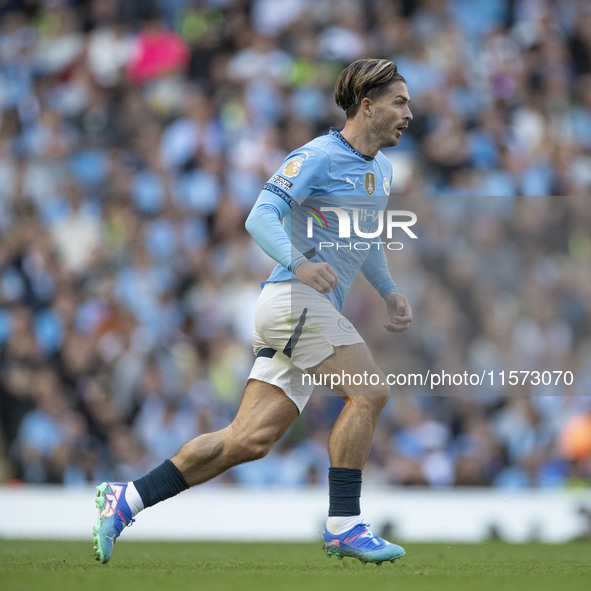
[[282, 156, 303, 178]]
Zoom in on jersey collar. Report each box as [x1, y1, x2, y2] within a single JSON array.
[[329, 128, 374, 161]]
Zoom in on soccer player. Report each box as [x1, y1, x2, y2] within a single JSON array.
[[93, 57, 413, 565]]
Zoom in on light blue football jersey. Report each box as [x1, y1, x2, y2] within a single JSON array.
[[261, 128, 395, 311]]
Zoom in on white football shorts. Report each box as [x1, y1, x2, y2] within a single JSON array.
[[248, 280, 365, 413]]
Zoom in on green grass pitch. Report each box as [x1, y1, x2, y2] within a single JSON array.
[[1, 540, 590, 591]]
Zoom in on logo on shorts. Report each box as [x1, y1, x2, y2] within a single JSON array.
[[338, 318, 356, 333]]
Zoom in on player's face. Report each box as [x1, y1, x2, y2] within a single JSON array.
[[368, 81, 413, 148]]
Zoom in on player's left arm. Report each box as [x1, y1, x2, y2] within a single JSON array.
[[361, 246, 412, 333]]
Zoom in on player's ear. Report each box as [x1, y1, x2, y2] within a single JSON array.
[[360, 97, 372, 118]]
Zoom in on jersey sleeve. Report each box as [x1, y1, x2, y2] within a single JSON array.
[[262, 145, 330, 209], [361, 245, 399, 298], [245, 190, 307, 272]]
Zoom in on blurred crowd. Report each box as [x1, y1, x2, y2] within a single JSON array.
[[0, 0, 590, 488]]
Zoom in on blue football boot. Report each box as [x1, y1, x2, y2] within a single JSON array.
[[93, 482, 134, 564], [323, 522, 405, 565]]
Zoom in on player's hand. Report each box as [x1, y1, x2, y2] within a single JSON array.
[[295, 261, 338, 294], [384, 292, 412, 332]]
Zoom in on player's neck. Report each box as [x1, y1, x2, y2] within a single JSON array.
[[340, 122, 379, 158]]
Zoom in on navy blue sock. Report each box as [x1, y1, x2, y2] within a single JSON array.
[[328, 467, 362, 516], [133, 459, 190, 509]]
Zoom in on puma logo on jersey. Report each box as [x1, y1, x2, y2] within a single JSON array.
[[345, 177, 358, 189]]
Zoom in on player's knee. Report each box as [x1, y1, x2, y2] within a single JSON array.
[[346, 384, 390, 412], [230, 428, 279, 462], [369, 392, 390, 412], [245, 441, 272, 461], [370, 380, 390, 401], [336, 370, 390, 401]]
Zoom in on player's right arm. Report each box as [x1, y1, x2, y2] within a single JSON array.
[[245, 193, 338, 294], [294, 260, 337, 294], [245, 146, 338, 294]]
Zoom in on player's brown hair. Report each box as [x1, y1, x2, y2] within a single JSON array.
[[334, 58, 406, 118]]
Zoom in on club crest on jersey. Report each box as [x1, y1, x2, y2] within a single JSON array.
[[365, 172, 375, 195], [282, 156, 303, 178], [383, 177, 390, 196]]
